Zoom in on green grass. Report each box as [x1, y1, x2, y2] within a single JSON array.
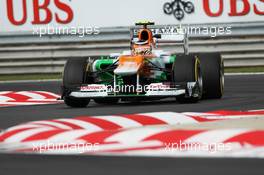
[[0, 73, 62, 81], [0, 67, 263, 81], [225, 66, 264, 73]]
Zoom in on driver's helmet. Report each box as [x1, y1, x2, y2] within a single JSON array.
[[131, 29, 153, 55], [138, 29, 153, 43]]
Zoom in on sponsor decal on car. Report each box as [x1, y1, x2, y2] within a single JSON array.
[[80, 85, 108, 92]]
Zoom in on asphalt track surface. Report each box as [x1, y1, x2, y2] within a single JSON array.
[[0, 75, 264, 175]]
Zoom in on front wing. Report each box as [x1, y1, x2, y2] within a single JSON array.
[[63, 82, 200, 99]]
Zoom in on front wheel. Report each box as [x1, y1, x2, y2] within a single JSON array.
[[62, 58, 90, 108], [64, 97, 90, 108], [173, 54, 203, 103]]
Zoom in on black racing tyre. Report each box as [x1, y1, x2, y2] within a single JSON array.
[[64, 97, 90, 108], [63, 58, 90, 108], [173, 54, 202, 103], [63, 58, 87, 87], [199, 53, 224, 99], [94, 98, 119, 104]]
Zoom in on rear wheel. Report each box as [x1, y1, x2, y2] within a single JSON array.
[[199, 53, 224, 99], [63, 58, 90, 108], [173, 54, 202, 103]]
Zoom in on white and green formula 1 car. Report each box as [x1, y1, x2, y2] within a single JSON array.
[[61, 22, 224, 107]]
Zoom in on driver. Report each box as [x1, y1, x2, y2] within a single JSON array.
[[132, 29, 154, 55]]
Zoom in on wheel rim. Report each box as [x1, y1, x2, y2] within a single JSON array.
[[197, 63, 203, 98], [195, 58, 203, 99], [220, 58, 225, 95]]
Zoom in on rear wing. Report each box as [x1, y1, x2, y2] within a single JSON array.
[[130, 26, 189, 55]]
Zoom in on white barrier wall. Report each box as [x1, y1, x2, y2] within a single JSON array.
[[0, 0, 264, 32]]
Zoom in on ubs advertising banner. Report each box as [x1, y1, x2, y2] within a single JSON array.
[[0, 0, 263, 32]]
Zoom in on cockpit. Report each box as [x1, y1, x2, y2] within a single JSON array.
[[130, 21, 156, 55]]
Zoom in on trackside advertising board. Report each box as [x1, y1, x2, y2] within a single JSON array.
[[0, 0, 263, 32]]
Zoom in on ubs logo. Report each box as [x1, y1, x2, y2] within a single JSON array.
[[163, 0, 195, 21]]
